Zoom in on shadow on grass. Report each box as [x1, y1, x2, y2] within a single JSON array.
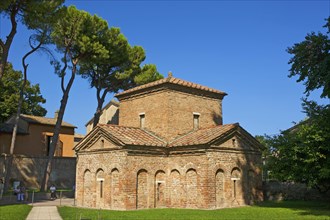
[[255, 200, 330, 217]]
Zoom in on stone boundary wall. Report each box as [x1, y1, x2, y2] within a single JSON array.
[[263, 180, 330, 201], [0, 155, 76, 189]]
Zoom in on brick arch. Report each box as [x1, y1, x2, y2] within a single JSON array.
[[155, 170, 166, 208], [186, 168, 198, 208], [170, 165, 184, 174], [170, 169, 182, 207], [184, 163, 198, 173], [213, 163, 228, 174], [107, 163, 121, 174], [137, 169, 148, 209], [215, 169, 225, 208]]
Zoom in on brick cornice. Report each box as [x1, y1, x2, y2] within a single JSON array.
[[116, 77, 227, 101]]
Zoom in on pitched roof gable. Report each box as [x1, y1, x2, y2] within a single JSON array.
[[99, 124, 167, 146], [168, 124, 238, 147], [115, 76, 227, 99], [75, 124, 167, 151], [76, 123, 265, 153]]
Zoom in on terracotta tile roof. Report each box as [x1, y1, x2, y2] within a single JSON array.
[[20, 114, 76, 128], [96, 124, 238, 148], [115, 76, 227, 98], [168, 123, 238, 147], [99, 124, 166, 147]]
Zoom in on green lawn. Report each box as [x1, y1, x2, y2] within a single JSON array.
[[58, 201, 330, 220], [0, 204, 32, 220]]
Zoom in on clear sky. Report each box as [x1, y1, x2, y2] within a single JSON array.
[[1, 0, 329, 136]]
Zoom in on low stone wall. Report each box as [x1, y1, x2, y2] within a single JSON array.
[[263, 180, 329, 201], [0, 155, 76, 190]]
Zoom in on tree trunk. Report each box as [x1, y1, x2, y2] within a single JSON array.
[[4, 41, 42, 192], [0, 3, 18, 79], [3, 156, 13, 192], [92, 89, 108, 128], [40, 67, 76, 192]]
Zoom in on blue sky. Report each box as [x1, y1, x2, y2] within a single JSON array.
[[1, 0, 329, 136]]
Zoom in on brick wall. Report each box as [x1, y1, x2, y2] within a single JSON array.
[[0, 155, 76, 189], [75, 148, 263, 210], [119, 89, 223, 141]]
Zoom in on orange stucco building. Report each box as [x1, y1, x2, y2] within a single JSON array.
[[0, 114, 76, 157]]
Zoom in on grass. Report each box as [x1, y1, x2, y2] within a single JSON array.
[[0, 204, 32, 220], [58, 200, 330, 220]]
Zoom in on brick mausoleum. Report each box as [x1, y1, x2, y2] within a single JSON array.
[[74, 74, 263, 210]]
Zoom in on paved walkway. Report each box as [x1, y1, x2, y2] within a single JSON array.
[[1, 195, 75, 220], [26, 206, 62, 220], [26, 198, 75, 220]]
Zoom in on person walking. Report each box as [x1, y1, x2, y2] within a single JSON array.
[[50, 184, 57, 200]]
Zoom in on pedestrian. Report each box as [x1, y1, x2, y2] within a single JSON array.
[[14, 185, 20, 201], [0, 179, 4, 200], [19, 184, 26, 201], [50, 184, 57, 199]]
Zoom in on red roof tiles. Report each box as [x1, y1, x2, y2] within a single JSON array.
[[169, 124, 238, 147], [97, 123, 238, 148], [99, 124, 166, 147]]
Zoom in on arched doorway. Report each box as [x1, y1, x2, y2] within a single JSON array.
[[215, 169, 225, 208], [137, 169, 148, 209], [155, 170, 166, 208]]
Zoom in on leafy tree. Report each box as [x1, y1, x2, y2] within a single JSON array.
[[0, 63, 46, 123], [80, 27, 163, 127], [0, 0, 64, 79], [265, 101, 330, 193], [41, 6, 110, 191], [263, 18, 330, 193], [1, 0, 64, 192], [287, 17, 330, 98]]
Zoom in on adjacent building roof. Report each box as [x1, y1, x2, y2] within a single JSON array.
[[115, 75, 227, 99], [1, 114, 76, 134], [19, 114, 76, 128], [85, 100, 119, 126]]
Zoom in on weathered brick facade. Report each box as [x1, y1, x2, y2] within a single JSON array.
[[75, 75, 263, 210]]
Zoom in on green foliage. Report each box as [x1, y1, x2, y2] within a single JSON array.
[[58, 201, 330, 220], [77, 15, 163, 125], [264, 101, 330, 192], [51, 5, 109, 70], [79, 27, 163, 93], [287, 17, 330, 98], [0, 204, 32, 220], [0, 0, 64, 68], [0, 63, 46, 122], [134, 64, 163, 85], [262, 17, 330, 193]]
